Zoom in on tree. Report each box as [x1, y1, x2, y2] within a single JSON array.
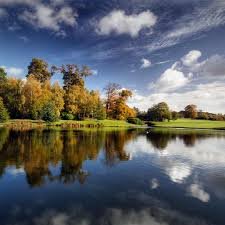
[[197, 110, 209, 120], [0, 78, 24, 118], [51, 82, 64, 118], [52, 64, 92, 90], [0, 67, 7, 81], [184, 104, 197, 119], [52, 64, 92, 117], [64, 85, 87, 118], [41, 102, 59, 122], [171, 111, 179, 120], [88, 91, 106, 119], [0, 97, 9, 122], [103, 84, 135, 120], [22, 76, 43, 119], [27, 58, 52, 83], [104, 83, 121, 118], [147, 102, 171, 121]]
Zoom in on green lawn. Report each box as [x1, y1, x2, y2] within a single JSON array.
[[52, 119, 140, 127], [152, 119, 225, 130], [0, 119, 143, 128]]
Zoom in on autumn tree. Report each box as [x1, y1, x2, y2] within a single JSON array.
[[0, 97, 9, 122], [22, 76, 44, 119], [52, 64, 92, 119], [51, 82, 64, 118], [27, 58, 52, 83], [104, 83, 121, 118], [88, 91, 106, 120], [104, 83, 135, 120], [184, 104, 197, 119], [0, 78, 24, 118], [147, 102, 171, 122], [113, 90, 136, 120]]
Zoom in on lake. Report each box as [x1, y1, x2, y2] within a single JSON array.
[[0, 127, 225, 225]]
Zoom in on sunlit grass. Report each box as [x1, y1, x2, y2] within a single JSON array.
[[152, 118, 225, 129], [0, 119, 142, 128]]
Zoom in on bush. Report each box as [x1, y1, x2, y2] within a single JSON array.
[[41, 102, 58, 122], [61, 112, 74, 120], [0, 97, 9, 122], [127, 117, 144, 125]]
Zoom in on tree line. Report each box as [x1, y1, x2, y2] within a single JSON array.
[[0, 58, 135, 122], [136, 102, 225, 122]]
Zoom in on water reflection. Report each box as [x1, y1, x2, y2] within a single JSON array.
[[0, 128, 138, 187], [0, 128, 225, 225]]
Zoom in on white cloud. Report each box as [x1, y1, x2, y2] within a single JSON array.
[[140, 58, 151, 69], [151, 68, 190, 92], [187, 184, 210, 203], [147, 49, 225, 96], [1, 66, 24, 77], [0, 0, 77, 36], [96, 10, 157, 37], [151, 178, 159, 189], [128, 81, 225, 113], [20, 5, 77, 33], [91, 69, 98, 75], [181, 50, 202, 67]]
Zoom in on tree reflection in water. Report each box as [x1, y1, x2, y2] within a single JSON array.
[[0, 128, 138, 187], [0, 127, 224, 187]]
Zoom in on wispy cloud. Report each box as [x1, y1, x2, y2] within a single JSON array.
[[146, 1, 225, 52]]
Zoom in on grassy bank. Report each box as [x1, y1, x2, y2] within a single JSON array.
[[0, 119, 143, 129], [151, 119, 225, 130]]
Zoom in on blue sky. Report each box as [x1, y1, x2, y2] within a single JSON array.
[[0, 0, 225, 113]]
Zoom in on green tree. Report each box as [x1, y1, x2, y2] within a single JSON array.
[[184, 104, 197, 119], [41, 102, 59, 122], [0, 97, 9, 122], [147, 102, 171, 122], [171, 111, 179, 120], [52, 64, 92, 90], [0, 67, 7, 81], [27, 58, 52, 83]]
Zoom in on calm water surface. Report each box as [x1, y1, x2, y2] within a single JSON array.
[[0, 127, 225, 225]]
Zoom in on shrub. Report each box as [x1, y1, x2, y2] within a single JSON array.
[[41, 102, 58, 122], [0, 97, 9, 122], [61, 112, 74, 120], [127, 117, 144, 125]]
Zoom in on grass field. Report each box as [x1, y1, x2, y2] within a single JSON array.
[[152, 119, 225, 130], [0, 119, 143, 128]]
